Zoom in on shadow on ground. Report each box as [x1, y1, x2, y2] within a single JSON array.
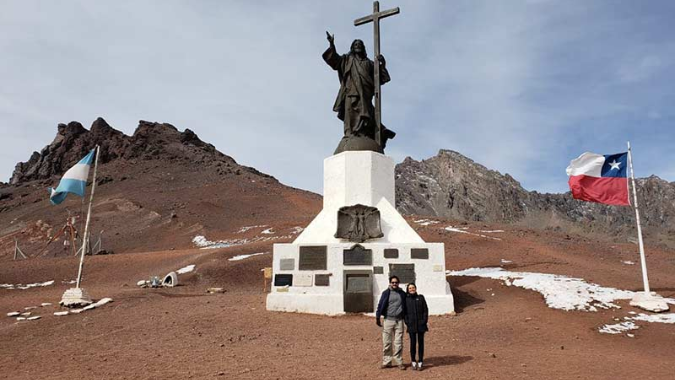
[[424, 355, 473, 368]]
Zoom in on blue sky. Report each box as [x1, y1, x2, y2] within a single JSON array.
[[1, 0, 673, 194]]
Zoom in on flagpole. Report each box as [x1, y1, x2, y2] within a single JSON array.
[[627, 141, 650, 295], [75, 145, 100, 289]]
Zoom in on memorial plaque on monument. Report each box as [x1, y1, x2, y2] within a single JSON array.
[[411, 248, 429, 259], [389, 264, 415, 284], [299, 246, 327, 270], [295, 273, 313, 287], [274, 274, 293, 287], [334, 204, 384, 243], [344, 244, 373, 265], [315, 274, 330, 286], [383, 248, 399, 259], [373, 266, 384, 274], [279, 258, 295, 271], [346, 274, 371, 293]]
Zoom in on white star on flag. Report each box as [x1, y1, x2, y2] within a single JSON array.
[[608, 160, 621, 170]]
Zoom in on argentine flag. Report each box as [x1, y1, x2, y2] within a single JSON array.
[[48, 149, 96, 205]]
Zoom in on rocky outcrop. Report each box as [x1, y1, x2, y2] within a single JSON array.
[[396, 150, 675, 240], [10, 117, 269, 184]]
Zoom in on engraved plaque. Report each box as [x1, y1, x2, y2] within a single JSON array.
[[299, 246, 327, 270], [343, 271, 374, 313], [389, 264, 415, 284], [315, 274, 330, 286], [344, 244, 372, 266], [274, 274, 293, 287], [279, 258, 295, 271], [295, 273, 313, 287], [373, 266, 384, 274], [433, 264, 444, 272], [411, 248, 429, 259], [383, 248, 399, 259], [346, 274, 371, 293]]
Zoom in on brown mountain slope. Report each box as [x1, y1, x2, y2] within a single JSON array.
[[396, 150, 675, 247], [0, 118, 321, 258]]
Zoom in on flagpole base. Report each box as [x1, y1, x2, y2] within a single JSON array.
[[630, 291, 670, 313], [60, 287, 93, 308]]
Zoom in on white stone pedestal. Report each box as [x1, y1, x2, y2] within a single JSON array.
[[60, 287, 93, 308], [266, 151, 454, 316]]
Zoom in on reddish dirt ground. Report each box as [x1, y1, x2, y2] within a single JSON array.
[[1, 219, 674, 380]]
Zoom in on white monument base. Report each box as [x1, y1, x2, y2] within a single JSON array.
[[630, 291, 670, 313], [266, 151, 454, 316], [60, 287, 93, 308]]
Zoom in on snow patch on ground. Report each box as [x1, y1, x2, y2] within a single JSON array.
[[177, 265, 195, 274], [621, 261, 635, 265], [599, 321, 639, 334], [500, 259, 513, 264], [414, 219, 440, 226], [192, 234, 293, 250], [228, 252, 267, 261], [630, 313, 675, 324], [290, 226, 304, 234], [236, 225, 268, 233], [447, 267, 635, 311], [479, 230, 505, 233], [261, 228, 275, 235], [0, 280, 55, 290], [444, 226, 502, 241]]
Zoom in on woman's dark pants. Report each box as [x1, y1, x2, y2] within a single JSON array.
[[408, 332, 425, 362]]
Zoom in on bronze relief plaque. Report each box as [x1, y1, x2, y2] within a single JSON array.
[[334, 204, 384, 243]]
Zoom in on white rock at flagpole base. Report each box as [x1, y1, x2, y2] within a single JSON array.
[[60, 287, 93, 308], [630, 291, 670, 313]]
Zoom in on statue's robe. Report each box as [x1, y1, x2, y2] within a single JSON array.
[[323, 45, 395, 147]]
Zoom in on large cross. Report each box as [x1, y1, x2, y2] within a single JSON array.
[[354, 1, 399, 149]]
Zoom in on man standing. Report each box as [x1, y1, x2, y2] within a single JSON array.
[[376, 275, 406, 370]]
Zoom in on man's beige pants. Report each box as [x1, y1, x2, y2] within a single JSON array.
[[382, 318, 404, 366]]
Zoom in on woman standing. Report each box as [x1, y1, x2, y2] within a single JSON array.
[[404, 283, 429, 371]]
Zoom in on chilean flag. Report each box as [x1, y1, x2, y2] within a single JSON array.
[[566, 152, 630, 206]]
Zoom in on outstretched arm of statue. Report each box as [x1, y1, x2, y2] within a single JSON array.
[[322, 31, 341, 70]]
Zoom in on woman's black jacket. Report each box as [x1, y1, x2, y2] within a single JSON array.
[[404, 294, 429, 333]]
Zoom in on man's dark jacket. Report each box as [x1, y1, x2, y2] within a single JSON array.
[[376, 288, 407, 320]]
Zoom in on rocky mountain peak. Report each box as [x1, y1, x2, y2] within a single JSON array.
[[396, 150, 675, 246], [9, 118, 252, 185]]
